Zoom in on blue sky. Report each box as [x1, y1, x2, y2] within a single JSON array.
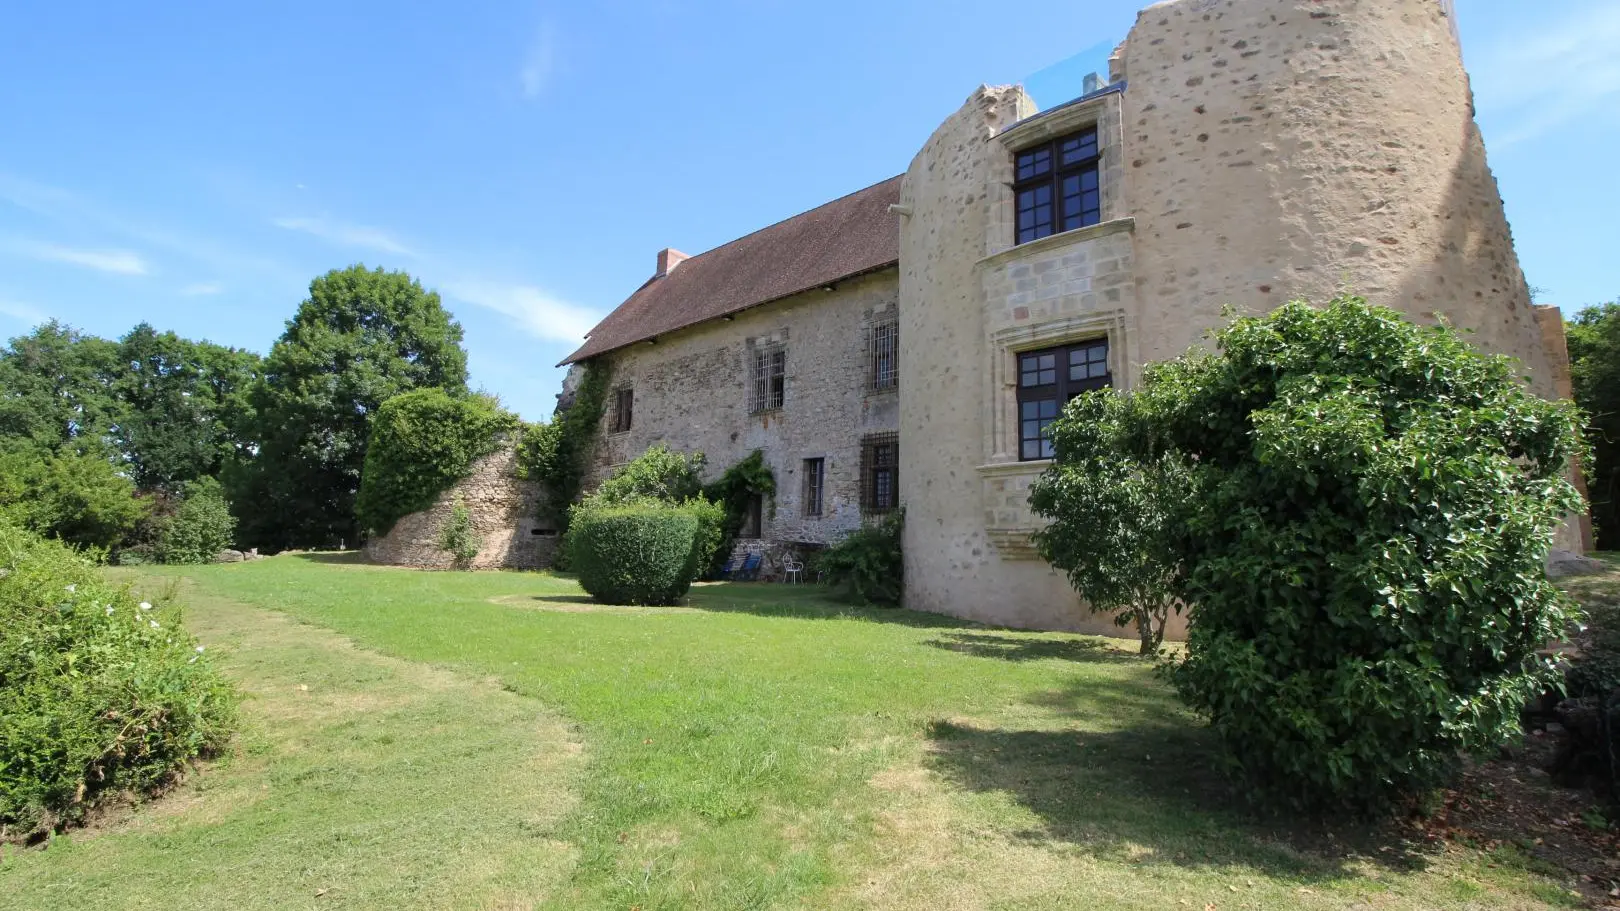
[[1, 0, 1615, 420]]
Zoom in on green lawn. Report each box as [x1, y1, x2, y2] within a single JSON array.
[[0, 555, 1585, 909]]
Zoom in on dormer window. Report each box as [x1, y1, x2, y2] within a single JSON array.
[[1013, 126, 1101, 244]]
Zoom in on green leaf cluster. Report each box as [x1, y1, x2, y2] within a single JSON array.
[[437, 495, 480, 569], [228, 265, 469, 552], [1567, 301, 1620, 547], [698, 450, 776, 578], [515, 361, 610, 530], [567, 504, 708, 605], [0, 444, 150, 552], [817, 511, 904, 605], [1039, 296, 1584, 814], [154, 477, 238, 565], [355, 388, 517, 536], [1029, 394, 1188, 653], [0, 520, 237, 837]]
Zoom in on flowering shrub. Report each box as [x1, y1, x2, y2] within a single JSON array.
[[0, 520, 236, 839]]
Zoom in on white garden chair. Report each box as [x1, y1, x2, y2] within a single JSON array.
[[782, 555, 805, 585]]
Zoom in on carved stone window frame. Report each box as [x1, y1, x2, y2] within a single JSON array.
[[986, 310, 1130, 465], [987, 88, 1125, 259]]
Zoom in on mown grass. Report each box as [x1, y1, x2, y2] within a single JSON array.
[[1, 555, 1587, 909]]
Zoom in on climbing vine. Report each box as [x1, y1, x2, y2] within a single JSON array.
[[699, 450, 777, 577], [515, 360, 610, 529]]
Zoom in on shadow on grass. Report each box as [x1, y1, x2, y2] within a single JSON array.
[[925, 631, 1135, 664], [677, 582, 977, 628], [287, 551, 369, 565], [926, 678, 1439, 882]]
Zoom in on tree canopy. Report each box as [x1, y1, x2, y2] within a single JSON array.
[[1567, 301, 1620, 547], [1034, 296, 1584, 813], [230, 265, 469, 551]]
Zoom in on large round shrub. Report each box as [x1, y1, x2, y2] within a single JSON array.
[[156, 477, 237, 564], [0, 520, 237, 837], [568, 504, 703, 605], [355, 388, 518, 536], [1039, 296, 1584, 814]]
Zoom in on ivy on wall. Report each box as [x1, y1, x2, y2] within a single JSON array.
[[699, 450, 777, 577], [355, 389, 518, 537], [516, 360, 610, 529]]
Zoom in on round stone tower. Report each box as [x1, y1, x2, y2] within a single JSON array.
[[1122, 0, 1557, 396]]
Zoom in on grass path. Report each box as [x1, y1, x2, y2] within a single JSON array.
[[1, 556, 1589, 909], [0, 573, 582, 911]]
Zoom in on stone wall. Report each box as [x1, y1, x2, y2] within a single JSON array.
[[363, 444, 558, 570], [588, 268, 901, 553], [897, 0, 1576, 633]]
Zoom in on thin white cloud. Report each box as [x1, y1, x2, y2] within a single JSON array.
[[519, 22, 557, 98], [444, 280, 600, 344], [0, 298, 47, 324], [1471, 4, 1620, 147], [272, 215, 414, 257], [0, 172, 294, 281], [180, 281, 224, 296], [5, 239, 147, 275]]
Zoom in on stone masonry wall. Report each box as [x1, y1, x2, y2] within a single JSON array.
[[364, 444, 558, 570], [587, 268, 901, 564]]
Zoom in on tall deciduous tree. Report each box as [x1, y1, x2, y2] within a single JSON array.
[[230, 265, 468, 551], [114, 323, 261, 492], [0, 321, 123, 454], [1567, 301, 1620, 548]]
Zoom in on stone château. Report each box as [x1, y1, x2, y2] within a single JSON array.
[[378, 0, 1582, 634]]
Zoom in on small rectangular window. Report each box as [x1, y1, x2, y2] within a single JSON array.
[[867, 320, 898, 391], [1013, 125, 1102, 245], [750, 344, 785, 413], [612, 388, 634, 433], [1016, 338, 1111, 461], [803, 457, 825, 517], [860, 433, 899, 514]]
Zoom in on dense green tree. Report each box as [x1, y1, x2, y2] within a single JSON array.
[[155, 477, 238, 564], [1567, 301, 1620, 547], [0, 443, 149, 550], [0, 321, 122, 454], [113, 323, 261, 492], [230, 265, 469, 550], [1034, 297, 1583, 814]]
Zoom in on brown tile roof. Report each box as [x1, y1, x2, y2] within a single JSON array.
[[559, 175, 902, 365]]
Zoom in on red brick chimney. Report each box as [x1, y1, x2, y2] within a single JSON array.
[[656, 248, 690, 277]]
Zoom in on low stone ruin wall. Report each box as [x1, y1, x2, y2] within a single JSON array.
[[363, 445, 558, 570]]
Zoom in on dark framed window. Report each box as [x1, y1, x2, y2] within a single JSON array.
[[1013, 126, 1101, 245], [860, 433, 899, 513], [1017, 338, 1111, 460], [867, 320, 898, 392], [739, 494, 764, 539], [802, 457, 825, 517], [750, 345, 785, 413], [611, 387, 633, 433]]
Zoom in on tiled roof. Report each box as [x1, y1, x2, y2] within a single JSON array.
[[559, 175, 902, 365]]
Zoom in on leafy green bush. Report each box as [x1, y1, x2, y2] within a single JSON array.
[[591, 443, 706, 505], [1037, 297, 1584, 814], [567, 503, 703, 605], [0, 520, 237, 837], [356, 389, 517, 536], [0, 444, 149, 551], [437, 495, 479, 569], [155, 477, 237, 564], [819, 511, 904, 605], [699, 450, 776, 578], [1030, 393, 1188, 654], [516, 362, 610, 530]]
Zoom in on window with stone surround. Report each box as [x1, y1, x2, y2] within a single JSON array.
[[802, 457, 825, 517], [860, 433, 899, 514], [1013, 126, 1101, 245], [611, 387, 633, 433], [1016, 338, 1110, 460], [866, 320, 898, 392], [749, 344, 786, 413]]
